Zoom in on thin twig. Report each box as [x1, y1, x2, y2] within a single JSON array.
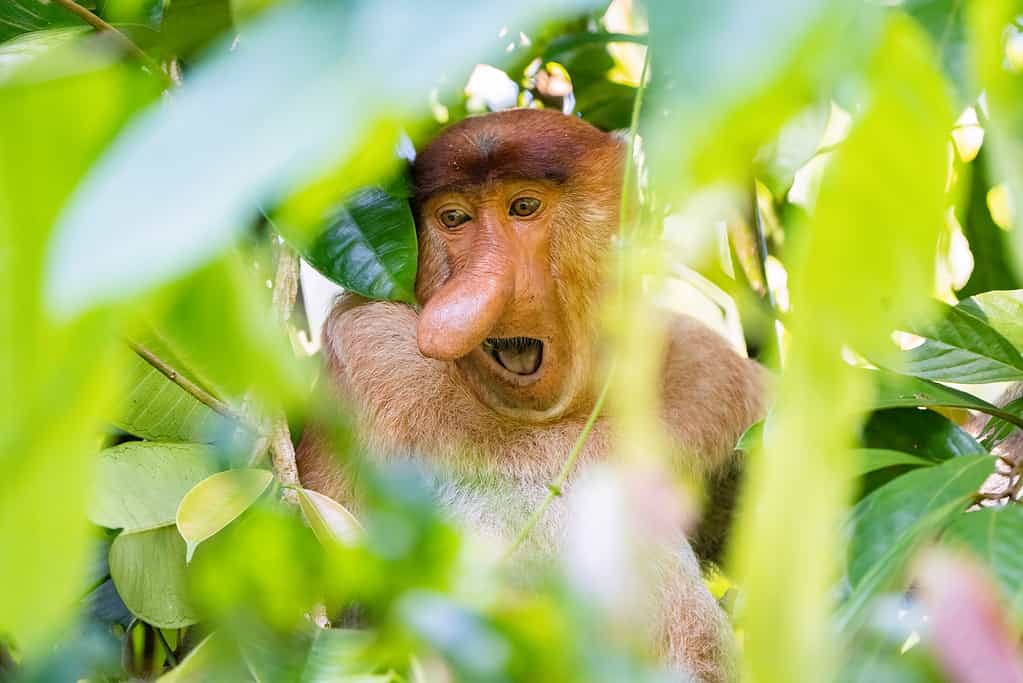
[[269, 238, 302, 503], [49, 0, 167, 80], [127, 340, 250, 426], [502, 364, 615, 561]]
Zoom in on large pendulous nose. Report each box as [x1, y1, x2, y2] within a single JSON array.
[[416, 226, 515, 361]]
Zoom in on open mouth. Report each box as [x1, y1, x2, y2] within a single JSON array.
[[482, 337, 543, 375]]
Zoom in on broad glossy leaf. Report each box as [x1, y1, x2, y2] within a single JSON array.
[[869, 370, 1023, 430], [109, 526, 198, 628], [112, 349, 231, 442], [942, 505, 1023, 624], [90, 442, 220, 532], [45, 0, 599, 315], [852, 449, 935, 478], [957, 290, 1023, 351], [301, 186, 417, 303], [837, 456, 995, 633], [847, 455, 994, 588], [296, 487, 362, 548], [176, 468, 273, 561], [861, 408, 986, 461], [894, 303, 1023, 383]]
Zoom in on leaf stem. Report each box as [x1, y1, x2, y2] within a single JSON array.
[[127, 340, 249, 425], [50, 0, 167, 82], [502, 363, 615, 561]]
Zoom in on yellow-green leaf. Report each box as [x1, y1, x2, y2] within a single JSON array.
[[176, 468, 273, 561], [296, 487, 362, 548]]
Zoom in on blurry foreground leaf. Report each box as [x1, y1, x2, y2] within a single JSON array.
[[296, 487, 363, 548], [45, 0, 600, 315], [110, 526, 198, 628], [90, 442, 219, 532], [0, 46, 158, 649], [176, 468, 273, 561]]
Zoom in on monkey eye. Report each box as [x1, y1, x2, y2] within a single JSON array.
[[438, 208, 471, 229], [509, 197, 541, 217]]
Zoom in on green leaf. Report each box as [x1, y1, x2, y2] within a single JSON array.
[[955, 154, 1022, 297], [892, 303, 1023, 383], [903, 0, 971, 104], [943, 505, 1023, 624], [301, 628, 378, 683], [869, 370, 1023, 430], [837, 456, 995, 633], [112, 348, 231, 442], [176, 468, 274, 561], [0, 47, 159, 649], [846, 455, 994, 588], [296, 487, 362, 548], [45, 0, 600, 315], [0, 1, 91, 43], [90, 442, 220, 532], [862, 408, 986, 461], [109, 526, 199, 629], [957, 290, 1023, 351], [301, 186, 418, 303], [156, 633, 223, 683], [851, 449, 935, 478]]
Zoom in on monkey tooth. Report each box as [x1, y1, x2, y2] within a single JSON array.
[[484, 337, 543, 375]]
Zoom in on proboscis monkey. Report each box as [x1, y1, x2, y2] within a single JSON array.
[[297, 108, 765, 681]]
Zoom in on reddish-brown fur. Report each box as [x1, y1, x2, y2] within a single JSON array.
[[297, 108, 766, 682]]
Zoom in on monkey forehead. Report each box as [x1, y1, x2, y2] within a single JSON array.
[[412, 109, 617, 201]]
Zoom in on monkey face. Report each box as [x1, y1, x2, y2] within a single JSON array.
[[411, 109, 623, 422]]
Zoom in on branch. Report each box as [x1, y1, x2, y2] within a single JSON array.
[[268, 239, 302, 503], [127, 339, 250, 426], [502, 363, 615, 561], [50, 0, 167, 81]]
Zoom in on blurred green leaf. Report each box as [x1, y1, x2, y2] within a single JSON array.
[[156, 633, 224, 683], [301, 628, 381, 683], [0, 0, 91, 43], [862, 408, 986, 461], [955, 154, 1022, 297], [0, 44, 158, 649], [969, 0, 1023, 269], [160, 0, 232, 58], [957, 289, 1023, 350], [296, 487, 363, 549], [398, 592, 510, 683], [852, 449, 935, 478], [903, 0, 971, 104], [176, 468, 273, 561], [644, 0, 875, 189], [45, 0, 601, 315], [112, 348, 233, 442], [110, 526, 198, 628], [942, 505, 1023, 624], [847, 455, 993, 588], [893, 303, 1023, 383], [0, 26, 93, 84], [152, 251, 311, 405], [732, 16, 954, 682], [90, 442, 220, 532], [299, 186, 418, 303]]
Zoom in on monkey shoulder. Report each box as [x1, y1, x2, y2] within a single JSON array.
[[659, 313, 767, 476]]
